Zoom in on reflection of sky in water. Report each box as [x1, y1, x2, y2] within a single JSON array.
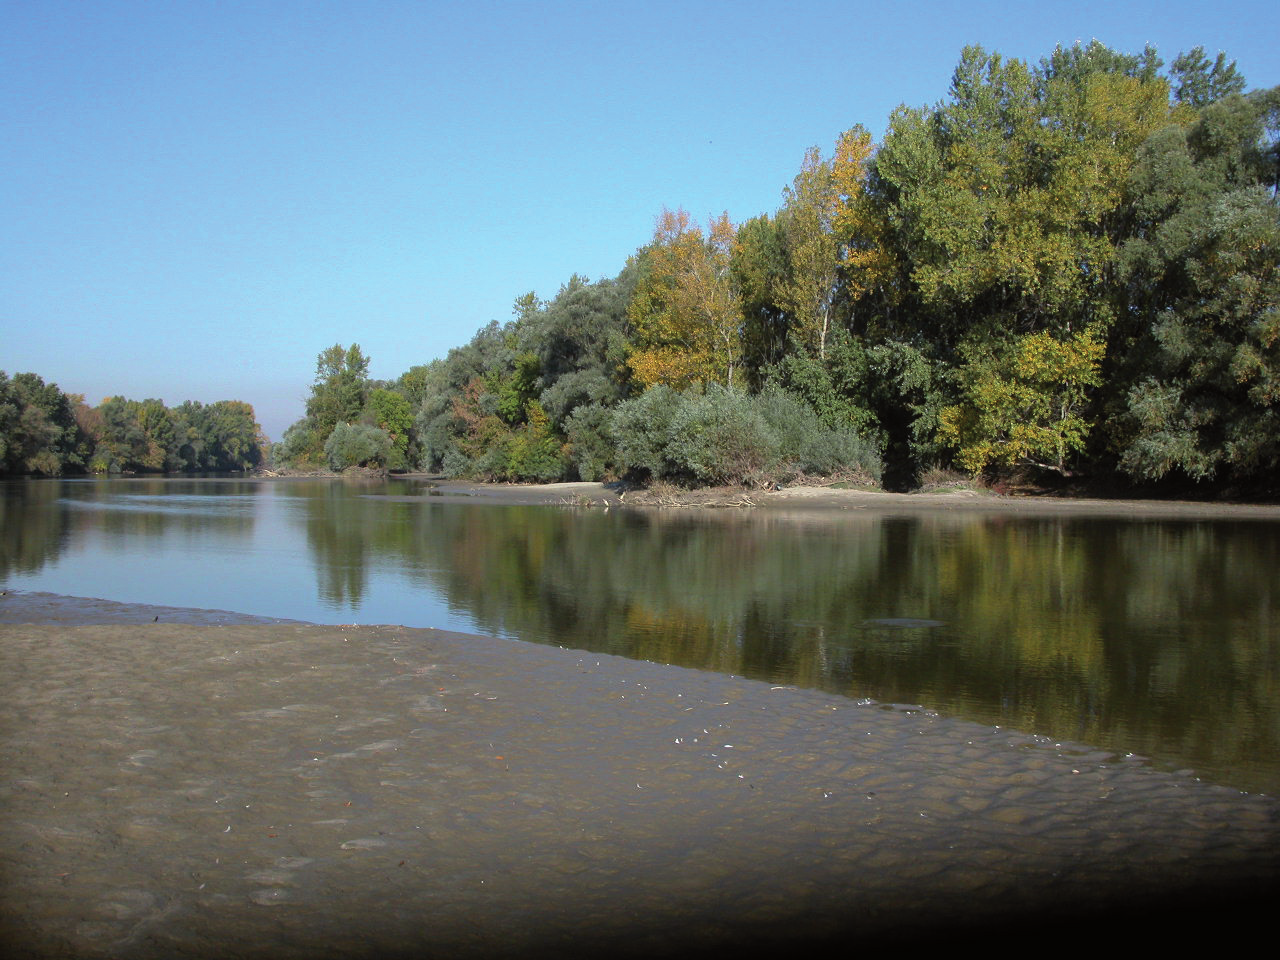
[[9, 484, 479, 633], [59, 494, 257, 517]]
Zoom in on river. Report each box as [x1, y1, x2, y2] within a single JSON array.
[[3, 475, 1278, 795]]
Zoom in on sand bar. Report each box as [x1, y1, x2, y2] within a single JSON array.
[[1, 592, 1278, 958], [379, 478, 1280, 519]]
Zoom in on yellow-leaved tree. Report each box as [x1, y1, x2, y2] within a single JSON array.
[[777, 146, 841, 359], [832, 125, 902, 329], [626, 208, 743, 389]]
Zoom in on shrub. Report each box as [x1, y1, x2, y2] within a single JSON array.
[[503, 404, 567, 481], [610, 383, 883, 486], [324, 422, 392, 471], [609, 384, 682, 478], [273, 418, 321, 468], [755, 384, 882, 480], [564, 403, 616, 481], [439, 446, 471, 478], [664, 385, 776, 485]]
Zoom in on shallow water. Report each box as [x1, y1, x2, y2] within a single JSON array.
[[3, 476, 1279, 794]]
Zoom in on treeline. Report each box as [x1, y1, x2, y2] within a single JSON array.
[[0, 371, 265, 475], [278, 41, 1276, 491]]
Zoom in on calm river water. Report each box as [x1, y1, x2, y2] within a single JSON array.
[[3, 476, 1279, 795]]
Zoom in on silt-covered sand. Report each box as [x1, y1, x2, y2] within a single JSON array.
[[1, 594, 1278, 957]]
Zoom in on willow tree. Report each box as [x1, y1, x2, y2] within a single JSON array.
[[1116, 83, 1280, 482]]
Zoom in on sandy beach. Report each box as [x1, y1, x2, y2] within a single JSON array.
[[2, 589, 1278, 958]]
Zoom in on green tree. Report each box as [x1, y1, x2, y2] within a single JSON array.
[[306, 344, 371, 442], [368, 388, 414, 469], [0, 373, 82, 475], [939, 327, 1106, 474], [526, 273, 633, 427], [858, 42, 1178, 478], [832, 124, 904, 339], [1170, 46, 1246, 108], [135, 398, 175, 470], [273, 344, 374, 468], [92, 397, 148, 472], [731, 214, 790, 384], [1116, 85, 1280, 482], [205, 400, 265, 471], [502, 401, 566, 481]]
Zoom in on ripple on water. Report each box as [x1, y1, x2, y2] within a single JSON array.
[[863, 618, 947, 628]]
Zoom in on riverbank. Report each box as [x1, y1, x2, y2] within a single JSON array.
[[2, 594, 1278, 958], [404, 478, 1280, 520]]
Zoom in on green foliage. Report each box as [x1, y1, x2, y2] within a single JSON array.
[[1115, 85, 1280, 483], [753, 384, 882, 478], [563, 403, 616, 481], [501, 402, 567, 482], [768, 340, 877, 437], [1171, 46, 1246, 108], [393, 365, 431, 409], [529, 274, 633, 425], [203, 401, 265, 471], [609, 384, 684, 479], [872, 42, 1172, 346], [324, 421, 392, 471], [778, 147, 841, 359], [0, 371, 263, 476], [611, 384, 882, 486], [275, 344, 378, 468], [732, 214, 790, 385], [664, 386, 775, 485], [939, 328, 1106, 474], [0, 372, 83, 475], [280, 40, 1273, 495], [407, 273, 635, 481], [303, 343, 372, 456], [274, 419, 320, 470], [488, 352, 541, 425], [368, 388, 414, 469]]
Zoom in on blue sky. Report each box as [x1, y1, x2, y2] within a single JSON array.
[[3, 0, 1277, 440]]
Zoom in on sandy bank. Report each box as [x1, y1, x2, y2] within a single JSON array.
[[400, 480, 1280, 519], [1, 603, 1278, 958]]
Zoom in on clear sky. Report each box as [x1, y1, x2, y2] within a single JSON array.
[[3, 0, 1277, 440]]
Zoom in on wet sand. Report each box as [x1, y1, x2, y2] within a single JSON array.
[[2, 594, 1278, 957]]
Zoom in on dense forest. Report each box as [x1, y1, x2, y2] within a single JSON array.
[[9, 42, 1276, 492], [275, 42, 1279, 494], [0, 370, 265, 475]]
